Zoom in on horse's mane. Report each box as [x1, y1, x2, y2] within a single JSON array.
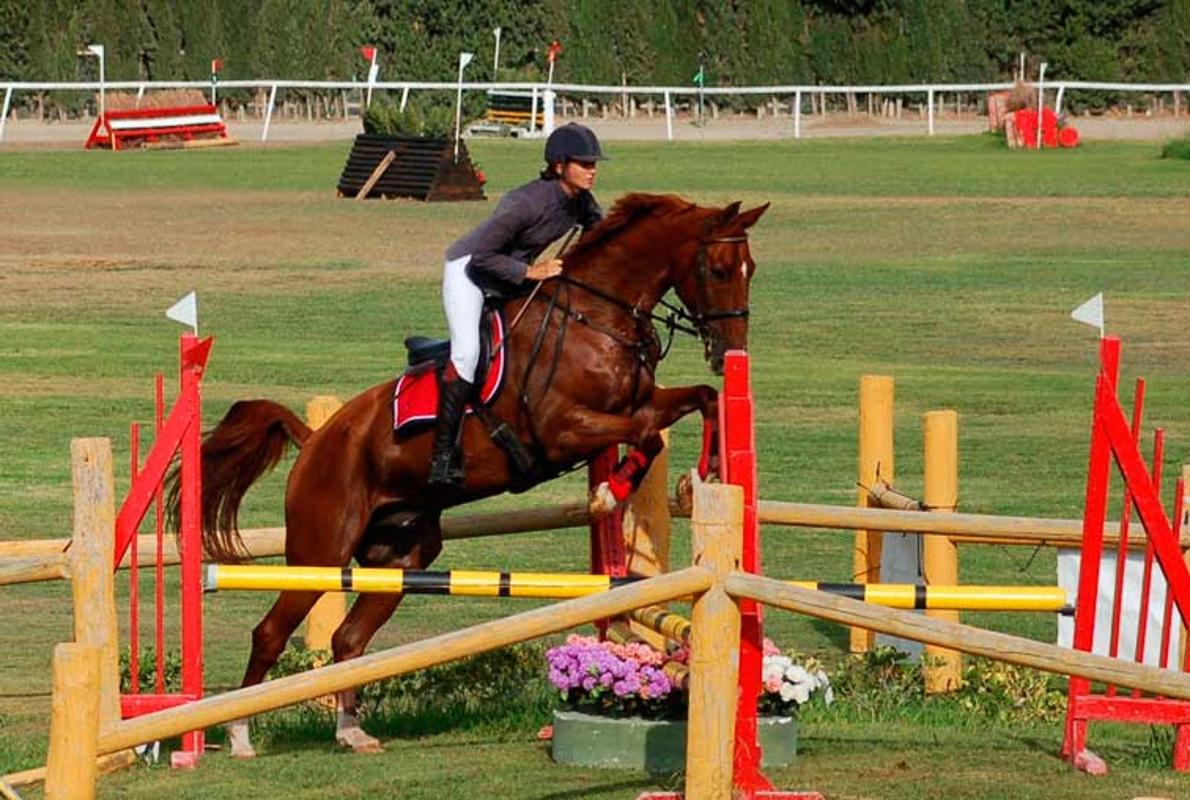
[[568, 193, 698, 258]]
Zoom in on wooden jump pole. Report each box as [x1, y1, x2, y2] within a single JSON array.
[[303, 395, 346, 654], [725, 574, 1190, 701], [44, 643, 102, 800], [685, 480, 743, 799], [0, 555, 68, 585], [753, 501, 1150, 548], [97, 567, 712, 756], [852, 375, 893, 653], [923, 410, 962, 693]]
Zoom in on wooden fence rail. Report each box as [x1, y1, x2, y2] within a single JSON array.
[[726, 573, 1190, 701], [96, 566, 712, 757]]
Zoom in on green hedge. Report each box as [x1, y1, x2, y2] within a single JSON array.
[[1, 0, 1186, 111]]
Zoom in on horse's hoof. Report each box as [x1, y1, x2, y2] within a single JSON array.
[[336, 726, 383, 754], [589, 482, 618, 516], [226, 720, 256, 759]]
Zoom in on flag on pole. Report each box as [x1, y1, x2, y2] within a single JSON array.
[[86, 44, 105, 58], [211, 58, 223, 74], [1070, 292, 1104, 338], [547, 40, 562, 64], [166, 292, 198, 334], [360, 45, 376, 64], [693, 65, 705, 87]]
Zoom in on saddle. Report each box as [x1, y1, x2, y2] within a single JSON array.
[[392, 306, 544, 487], [392, 307, 506, 433]]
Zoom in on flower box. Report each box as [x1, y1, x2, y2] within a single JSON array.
[[550, 710, 797, 772]]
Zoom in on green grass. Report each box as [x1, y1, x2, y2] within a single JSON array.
[[1, 135, 1189, 798]]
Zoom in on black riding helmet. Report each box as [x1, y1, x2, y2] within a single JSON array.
[[544, 122, 608, 165]]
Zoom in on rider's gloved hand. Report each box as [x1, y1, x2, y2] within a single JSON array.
[[525, 258, 563, 281]]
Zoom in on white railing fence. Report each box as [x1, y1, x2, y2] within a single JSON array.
[[1, 79, 1187, 144]]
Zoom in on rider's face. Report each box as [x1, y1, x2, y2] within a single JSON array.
[[557, 159, 597, 195]]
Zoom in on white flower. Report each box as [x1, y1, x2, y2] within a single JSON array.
[[780, 681, 812, 705], [784, 664, 810, 685]]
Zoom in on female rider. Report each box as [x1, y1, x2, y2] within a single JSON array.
[[431, 122, 608, 487]]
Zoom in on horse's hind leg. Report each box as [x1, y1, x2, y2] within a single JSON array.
[[226, 589, 323, 759], [331, 512, 443, 753]]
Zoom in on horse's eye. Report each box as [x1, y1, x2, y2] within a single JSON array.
[[710, 266, 733, 282]]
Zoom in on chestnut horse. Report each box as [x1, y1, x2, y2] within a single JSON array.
[[191, 193, 767, 756]]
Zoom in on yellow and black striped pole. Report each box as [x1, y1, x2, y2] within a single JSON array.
[[206, 566, 1070, 613], [788, 582, 1070, 613], [205, 565, 640, 599], [630, 605, 692, 644]]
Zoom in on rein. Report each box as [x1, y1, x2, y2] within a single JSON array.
[[554, 234, 752, 357]]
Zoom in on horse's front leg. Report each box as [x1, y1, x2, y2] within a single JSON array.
[[608, 385, 721, 500], [552, 385, 718, 508]]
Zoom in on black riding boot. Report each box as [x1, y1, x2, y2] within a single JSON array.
[[429, 371, 473, 488]]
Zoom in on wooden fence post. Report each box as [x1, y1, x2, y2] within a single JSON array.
[[304, 396, 346, 655], [923, 410, 962, 692], [852, 376, 893, 653], [45, 643, 102, 800], [685, 480, 743, 800], [69, 438, 121, 728], [625, 430, 671, 649]]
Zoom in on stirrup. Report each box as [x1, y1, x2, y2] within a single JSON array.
[[429, 450, 464, 487]]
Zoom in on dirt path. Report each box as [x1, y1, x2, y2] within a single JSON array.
[[2, 112, 1185, 149]]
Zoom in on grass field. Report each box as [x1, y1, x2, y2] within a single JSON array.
[[1, 134, 1188, 798]]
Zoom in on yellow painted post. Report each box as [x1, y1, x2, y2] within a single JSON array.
[[625, 429, 671, 649], [923, 410, 962, 693], [853, 376, 893, 653], [69, 438, 121, 729], [45, 643, 101, 800], [304, 396, 346, 655], [685, 480, 743, 800]]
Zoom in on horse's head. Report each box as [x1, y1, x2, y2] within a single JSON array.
[[672, 201, 769, 374]]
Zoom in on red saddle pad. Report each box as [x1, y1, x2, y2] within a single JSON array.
[[392, 312, 506, 433]]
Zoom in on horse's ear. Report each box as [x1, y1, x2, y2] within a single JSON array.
[[723, 202, 769, 234], [712, 201, 742, 229]]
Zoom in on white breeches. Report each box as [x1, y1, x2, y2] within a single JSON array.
[[442, 254, 485, 383]]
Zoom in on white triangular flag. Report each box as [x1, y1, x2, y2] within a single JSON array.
[[1070, 292, 1104, 338], [86, 44, 105, 58], [165, 291, 198, 333]]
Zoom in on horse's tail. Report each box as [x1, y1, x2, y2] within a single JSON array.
[[168, 400, 311, 563]]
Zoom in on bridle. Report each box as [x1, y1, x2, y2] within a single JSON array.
[[688, 233, 751, 328], [551, 233, 752, 359]]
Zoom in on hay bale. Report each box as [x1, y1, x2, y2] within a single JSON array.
[[104, 90, 209, 112]]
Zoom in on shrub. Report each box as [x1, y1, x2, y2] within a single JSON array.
[[1161, 134, 1190, 160], [361, 96, 478, 139], [119, 646, 181, 694]]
